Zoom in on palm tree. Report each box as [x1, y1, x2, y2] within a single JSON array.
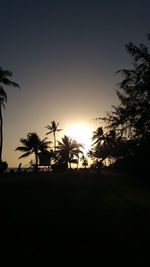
[[56, 135, 83, 168], [0, 67, 20, 163], [0, 87, 7, 163], [70, 140, 84, 169], [81, 155, 88, 168], [92, 127, 104, 145], [15, 132, 51, 171], [46, 121, 63, 151], [91, 127, 123, 166]]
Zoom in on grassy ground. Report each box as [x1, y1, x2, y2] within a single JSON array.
[[0, 170, 150, 265]]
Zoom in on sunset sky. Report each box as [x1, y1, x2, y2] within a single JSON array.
[[0, 0, 150, 167]]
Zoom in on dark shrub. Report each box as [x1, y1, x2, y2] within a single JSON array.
[[0, 161, 8, 173], [51, 163, 67, 172]]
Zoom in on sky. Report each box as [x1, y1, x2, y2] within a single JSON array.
[[0, 0, 150, 167]]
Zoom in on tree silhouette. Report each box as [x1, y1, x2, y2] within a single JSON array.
[[15, 132, 51, 171], [99, 34, 150, 171], [46, 121, 63, 151], [81, 155, 88, 168], [0, 67, 20, 163], [90, 127, 126, 167], [92, 127, 104, 145], [89, 131, 107, 166], [107, 38, 150, 140], [56, 135, 83, 168]]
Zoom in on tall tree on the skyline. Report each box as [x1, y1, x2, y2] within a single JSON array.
[[0, 67, 20, 163], [46, 121, 63, 151], [15, 132, 51, 172], [100, 34, 150, 171], [106, 37, 150, 139]]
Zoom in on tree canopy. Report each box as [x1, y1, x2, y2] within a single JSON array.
[[0, 67, 20, 164], [15, 132, 51, 171], [97, 34, 150, 171]]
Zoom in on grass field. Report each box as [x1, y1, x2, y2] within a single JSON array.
[[0, 170, 150, 265]]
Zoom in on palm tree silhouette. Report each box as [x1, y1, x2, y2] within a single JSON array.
[[81, 155, 88, 168], [92, 127, 104, 145], [0, 67, 20, 163], [46, 121, 63, 151], [91, 128, 119, 166], [0, 87, 7, 163], [15, 132, 51, 171], [56, 135, 83, 168]]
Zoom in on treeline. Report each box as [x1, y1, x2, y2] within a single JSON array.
[[90, 34, 150, 173]]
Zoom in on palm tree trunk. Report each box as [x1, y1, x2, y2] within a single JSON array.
[[54, 131, 56, 151], [35, 152, 38, 172], [66, 153, 69, 169], [0, 104, 3, 162], [77, 155, 79, 169]]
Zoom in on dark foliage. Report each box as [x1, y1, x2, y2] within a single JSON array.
[[15, 132, 51, 171], [97, 34, 150, 172], [0, 161, 8, 173], [0, 67, 20, 163]]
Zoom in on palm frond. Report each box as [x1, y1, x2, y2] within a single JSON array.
[[1, 78, 20, 88], [15, 146, 31, 152], [46, 130, 53, 135], [19, 138, 30, 147], [18, 152, 31, 159], [0, 87, 7, 101], [0, 68, 12, 78]]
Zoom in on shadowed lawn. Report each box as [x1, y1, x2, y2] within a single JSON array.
[[0, 171, 150, 265]]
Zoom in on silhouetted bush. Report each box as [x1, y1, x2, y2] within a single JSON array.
[[51, 163, 67, 172], [0, 161, 8, 173]]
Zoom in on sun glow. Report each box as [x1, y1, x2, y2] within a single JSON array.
[[65, 124, 93, 153]]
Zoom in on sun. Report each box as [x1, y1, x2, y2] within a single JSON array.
[[65, 123, 92, 152]]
